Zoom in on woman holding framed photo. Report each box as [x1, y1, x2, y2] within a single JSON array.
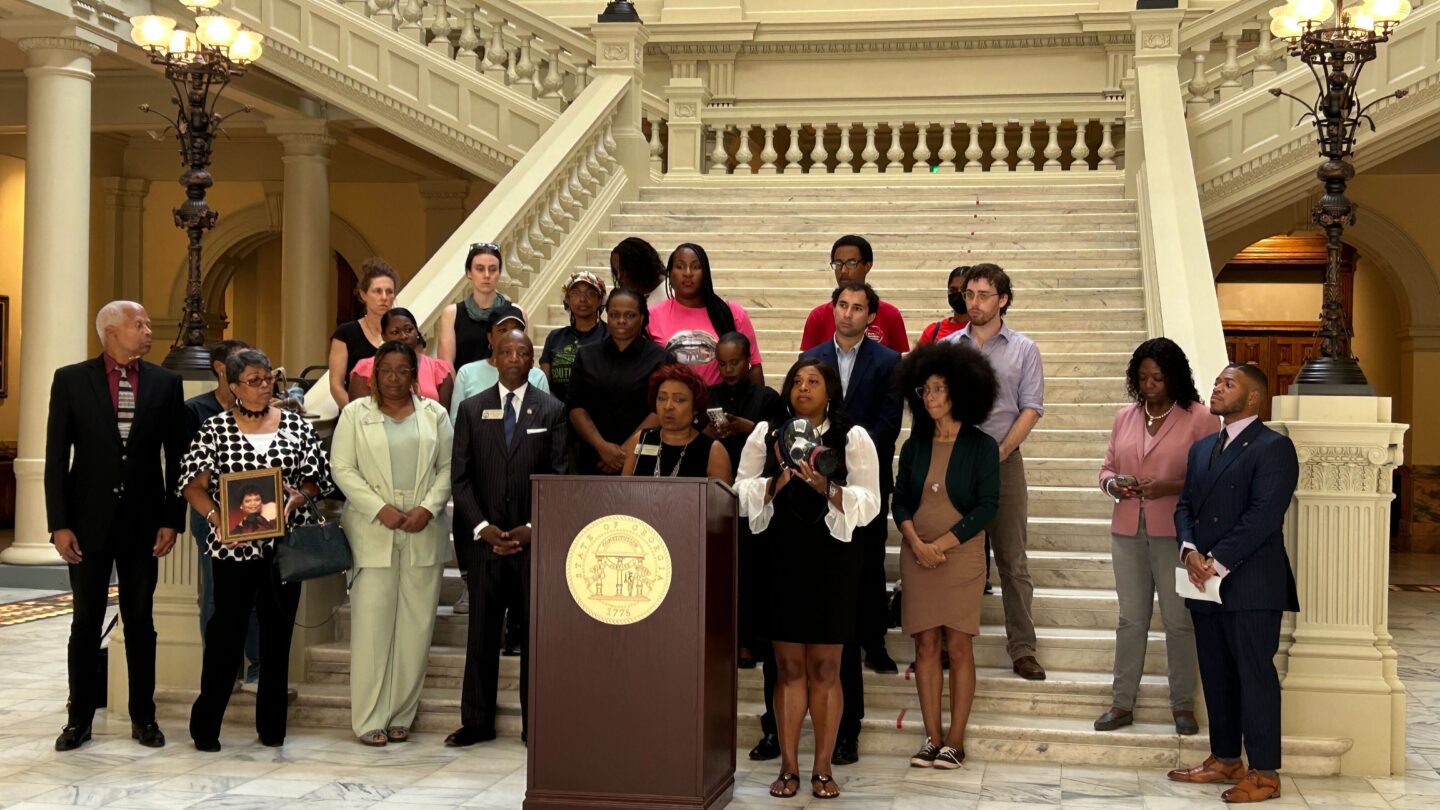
[[178, 348, 333, 752]]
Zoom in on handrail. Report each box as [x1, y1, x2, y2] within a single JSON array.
[[478, 0, 594, 57], [1178, 0, 1273, 51]]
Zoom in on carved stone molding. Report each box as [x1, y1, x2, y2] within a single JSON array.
[[17, 36, 101, 57], [1141, 31, 1173, 50], [647, 32, 1127, 59], [1295, 444, 1397, 494]]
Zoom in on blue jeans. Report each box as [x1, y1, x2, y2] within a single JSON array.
[[191, 509, 261, 678]]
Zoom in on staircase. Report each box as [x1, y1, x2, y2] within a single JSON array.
[[156, 178, 1349, 775]]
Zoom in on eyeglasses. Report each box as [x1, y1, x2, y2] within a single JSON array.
[[237, 374, 277, 388], [470, 242, 500, 251], [829, 259, 864, 271], [961, 290, 998, 302], [376, 367, 415, 378], [914, 384, 949, 400]]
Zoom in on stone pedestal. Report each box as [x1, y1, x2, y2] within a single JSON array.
[[1270, 395, 1408, 776], [664, 77, 710, 176], [592, 22, 652, 187]]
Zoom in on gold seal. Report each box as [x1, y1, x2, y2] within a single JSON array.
[[565, 514, 672, 626]]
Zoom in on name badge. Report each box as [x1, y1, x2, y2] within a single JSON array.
[[635, 444, 659, 457], [482, 409, 505, 420]]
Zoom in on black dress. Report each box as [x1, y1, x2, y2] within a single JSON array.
[[331, 321, 378, 385], [630, 429, 715, 478]]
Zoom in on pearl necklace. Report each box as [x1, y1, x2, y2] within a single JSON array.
[[1144, 401, 1175, 428]]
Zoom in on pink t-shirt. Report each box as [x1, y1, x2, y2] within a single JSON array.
[[351, 353, 454, 403], [648, 298, 763, 386]]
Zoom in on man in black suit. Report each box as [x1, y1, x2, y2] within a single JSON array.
[[45, 301, 187, 751], [800, 281, 903, 765], [1168, 363, 1299, 803], [446, 328, 568, 747]]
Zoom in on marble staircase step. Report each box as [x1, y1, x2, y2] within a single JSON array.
[[637, 184, 1130, 202], [599, 231, 1142, 250], [693, 288, 1146, 311], [584, 246, 1141, 269], [150, 685, 1348, 774], [738, 307, 1146, 332], [609, 212, 1143, 232], [620, 199, 1139, 214]]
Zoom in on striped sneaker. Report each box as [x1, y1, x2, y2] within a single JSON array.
[[909, 738, 940, 768], [933, 745, 965, 770]]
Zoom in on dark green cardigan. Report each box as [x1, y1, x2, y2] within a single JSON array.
[[891, 425, 1001, 544]]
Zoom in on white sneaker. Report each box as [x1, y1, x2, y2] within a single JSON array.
[[453, 588, 470, 615]]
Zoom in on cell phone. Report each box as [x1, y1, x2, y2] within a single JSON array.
[[707, 408, 729, 428], [1112, 475, 1139, 489]]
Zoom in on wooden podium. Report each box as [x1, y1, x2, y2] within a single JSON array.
[[525, 476, 738, 810]]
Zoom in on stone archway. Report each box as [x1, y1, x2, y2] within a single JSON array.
[[165, 203, 379, 328]]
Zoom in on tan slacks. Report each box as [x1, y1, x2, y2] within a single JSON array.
[[991, 450, 1037, 660]]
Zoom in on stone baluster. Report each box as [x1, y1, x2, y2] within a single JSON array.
[[783, 125, 803, 174], [585, 134, 605, 184], [709, 125, 729, 174], [455, 9, 481, 71], [938, 122, 957, 172], [538, 193, 562, 248], [549, 185, 573, 229], [807, 124, 828, 173], [373, 0, 397, 29], [1015, 121, 1036, 172], [734, 126, 754, 174], [1042, 121, 1062, 170], [1098, 120, 1118, 171], [1217, 31, 1244, 100], [503, 240, 523, 287], [1252, 18, 1282, 83], [758, 124, 778, 174], [602, 124, 619, 173], [529, 208, 552, 257], [560, 161, 582, 215], [1070, 119, 1092, 170], [1187, 44, 1214, 113], [575, 153, 596, 199], [860, 122, 880, 173], [398, 0, 426, 45], [989, 121, 1011, 171], [428, 0, 452, 57], [539, 45, 565, 109], [912, 123, 931, 172], [885, 124, 905, 172], [648, 119, 664, 174], [482, 17, 507, 83], [963, 122, 982, 171], [513, 35, 537, 97], [836, 124, 856, 173]]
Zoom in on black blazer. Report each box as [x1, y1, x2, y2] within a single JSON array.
[[452, 384, 569, 560], [1174, 420, 1300, 614], [801, 338, 903, 490], [44, 356, 187, 546]]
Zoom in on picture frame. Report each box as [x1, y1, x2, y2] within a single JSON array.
[[217, 467, 286, 545], [0, 295, 9, 399]]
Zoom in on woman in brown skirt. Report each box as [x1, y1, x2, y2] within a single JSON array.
[[891, 342, 1001, 770]]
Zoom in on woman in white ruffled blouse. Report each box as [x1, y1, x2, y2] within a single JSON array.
[[733, 357, 880, 800]]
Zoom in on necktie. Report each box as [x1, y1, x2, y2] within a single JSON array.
[[503, 391, 516, 447], [117, 366, 135, 444], [1210, 427, 1228, 463]]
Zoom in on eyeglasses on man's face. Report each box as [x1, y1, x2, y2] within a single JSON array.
[[961, 290, 998, 302], [829, 259, 865, 271]]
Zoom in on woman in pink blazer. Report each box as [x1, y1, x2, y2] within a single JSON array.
[[1095, 338, 1216, 736]]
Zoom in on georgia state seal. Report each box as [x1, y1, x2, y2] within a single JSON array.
[[565, 514, 673, 626]]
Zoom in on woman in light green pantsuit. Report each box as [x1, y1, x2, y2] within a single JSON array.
[[331, 341, 454, 746]]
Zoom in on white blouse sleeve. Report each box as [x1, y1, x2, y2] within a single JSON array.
[[824, 426, 882, 542], [733, 421, 774, 534]]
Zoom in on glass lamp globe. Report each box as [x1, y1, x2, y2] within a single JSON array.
[[229, 30, 264, 64], [196, 15, 242, 48], [129, 16, 177, 49]]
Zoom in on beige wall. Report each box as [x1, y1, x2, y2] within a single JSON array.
[[0, 155, 24, 444], [1215, 282, 1321, 322], [1352, 256, 1403, 404]]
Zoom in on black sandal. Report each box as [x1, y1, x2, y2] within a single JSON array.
[[811, 773, 839, 799], [769, 772, 799, 798]]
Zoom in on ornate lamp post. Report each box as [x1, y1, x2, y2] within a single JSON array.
[[130, 4, 262, 375], [1267, 0, 1412, 392]]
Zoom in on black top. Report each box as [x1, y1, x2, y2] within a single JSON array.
[[631, 429, 716, 478], [453, 305, 492, 369], [541, 321, 609, 403], [184, 390, 225, 443], [567, 336, 671, 474], [331, 321, 379, 384], [708, 380, 782, 478]]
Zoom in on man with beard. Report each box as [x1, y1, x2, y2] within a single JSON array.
[[941, 264, 1046, 681], [1166, 363, 1298, 804], [799, 235, 910, 353], [447, 328, 568, 747]]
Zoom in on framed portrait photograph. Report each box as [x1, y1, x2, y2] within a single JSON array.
[[218, 467, 286, 544]]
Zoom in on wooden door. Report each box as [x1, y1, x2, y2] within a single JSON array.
[[1223, 322, 1320, 420]]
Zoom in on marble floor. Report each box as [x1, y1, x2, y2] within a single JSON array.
[[2, 557, 1440, 808]]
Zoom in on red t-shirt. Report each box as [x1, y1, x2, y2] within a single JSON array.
[[918, 317, 968, 345], [799, 300, 910, 353]]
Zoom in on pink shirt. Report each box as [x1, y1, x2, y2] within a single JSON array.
[[648, 298, 762, 386], [1098, 401, 1217, 538], [350, 353, 454, 403]]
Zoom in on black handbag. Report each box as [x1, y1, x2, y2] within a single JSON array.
[[274, 515, 353, 584]]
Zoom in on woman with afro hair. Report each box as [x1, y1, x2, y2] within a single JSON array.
[[891, 341, 1001, 770]]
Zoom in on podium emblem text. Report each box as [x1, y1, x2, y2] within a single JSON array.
[[565, 514, 673, 625]]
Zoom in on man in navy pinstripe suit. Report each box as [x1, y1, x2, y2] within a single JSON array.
[[1167, 363, 1299, 803]]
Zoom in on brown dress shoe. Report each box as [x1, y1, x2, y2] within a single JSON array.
[[1167, 755, 1246, 784], [1012, 656, 1046, 680], [1222, 770, 1281, 802]]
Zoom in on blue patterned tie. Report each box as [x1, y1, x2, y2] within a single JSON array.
[[503, 391, 516, 447]]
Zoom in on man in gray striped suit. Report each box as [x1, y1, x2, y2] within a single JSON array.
[[445, 329, 568, 747]]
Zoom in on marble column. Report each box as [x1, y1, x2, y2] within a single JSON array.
[[2, 37, 101, 566], [417, 179, 470, 262], [267, 120, 334, 378], [1270, 395, 1409, 776]]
